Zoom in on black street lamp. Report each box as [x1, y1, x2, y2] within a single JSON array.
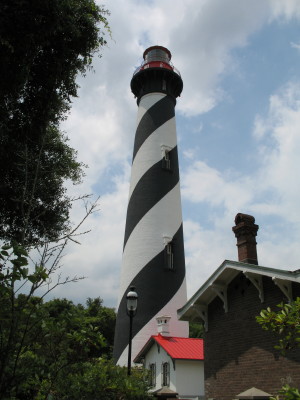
[[126, 286, 138, 376]]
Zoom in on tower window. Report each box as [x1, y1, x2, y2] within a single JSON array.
[[162, 149, 171, 171], [162, 79, 167, 91], [162, 362, 170, 387], [164, 241, 174, 270]]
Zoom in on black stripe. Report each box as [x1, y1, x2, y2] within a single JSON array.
[[132, 96, 175, 162], [113, 224, 185, 364], [123, 146, 179, 248]]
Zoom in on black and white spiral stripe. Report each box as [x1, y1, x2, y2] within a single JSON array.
[[113, 93, 188, 366]]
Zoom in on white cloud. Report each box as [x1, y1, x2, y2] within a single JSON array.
[[184, 219, 237, 297], [253, 81, 300, 223], [291, 41, 300, 50], [253, 115, 269, 140], [181, 80, 300, 287], [49, 0, 300, 306], [269, 0, 300, 20], [46, 171, 130, 306], [182, 161, 253, 211]]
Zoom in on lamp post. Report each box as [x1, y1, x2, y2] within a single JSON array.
[[126, 286, 138, 376]]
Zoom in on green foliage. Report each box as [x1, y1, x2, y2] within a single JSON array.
[[0, 0, 110, 245], [36, 359, 151, 400], [1, 242, 142, 399], [189, 321, 204, 338], [270, 384, 300, 400], [257, 299, 300, 399], [1, 126, 86, 245], [256, 298, 300, 353], [0, 242, 151, 399], [0, 242, 50, 398], [85, 297, 116, 357]]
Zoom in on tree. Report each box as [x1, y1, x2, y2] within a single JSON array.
[[0, 196, 99, 399], [0, 241, 150, 399], [256, 298, 300, 400], [1, 126, 86, 245], [189, 321, 204, 338], [36, 359, 151, 400], [256, 298, 300, 354], [0, 0, 110, 244], [85, 297, 116, 357]]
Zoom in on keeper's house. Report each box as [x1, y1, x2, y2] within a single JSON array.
[[178, 213, 300, 400], [134, 316, 204, 400]]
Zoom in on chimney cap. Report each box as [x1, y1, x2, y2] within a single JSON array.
[[234, 213, 255, 225]]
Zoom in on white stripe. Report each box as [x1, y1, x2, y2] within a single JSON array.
[[136, 92, 166, 127], [116, 278, 189, 366], [129, 117, 177, 199], [118, 182, 183, 305]]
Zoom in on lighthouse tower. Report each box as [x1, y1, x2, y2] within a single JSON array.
[[113, 46, 189, 366]]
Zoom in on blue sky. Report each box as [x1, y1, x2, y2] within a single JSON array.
[[53, 0, 300, 307]]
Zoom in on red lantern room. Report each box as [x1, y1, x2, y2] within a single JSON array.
[[131, 45, 182, 103], [141, 46, 173, 72]]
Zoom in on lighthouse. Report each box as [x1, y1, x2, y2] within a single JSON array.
[[113, 46, 189, 366]]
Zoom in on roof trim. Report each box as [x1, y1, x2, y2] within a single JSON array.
[[134, 336, 156, 363], [178, 260, 300, 322]]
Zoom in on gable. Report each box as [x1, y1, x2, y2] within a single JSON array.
[[178, 260, 300, 329]]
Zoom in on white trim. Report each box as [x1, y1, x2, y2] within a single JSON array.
[[244, 272, 264, 302], [272, 278, 293, 302], [163, 236, 173, 245], [210, 284, 228, 312], [178, 260, 300, 321], [191, 304, 208, 332]]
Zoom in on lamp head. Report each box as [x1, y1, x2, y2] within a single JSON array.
[[126, 286, 138, 316]]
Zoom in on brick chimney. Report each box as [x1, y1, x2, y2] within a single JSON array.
[[232, 213, 259, 265]]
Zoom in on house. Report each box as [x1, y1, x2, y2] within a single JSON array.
[[134, 316, 204, 399], [178, 213, 300, 400]]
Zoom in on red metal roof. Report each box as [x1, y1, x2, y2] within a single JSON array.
[[133, 335, 204, 363], [153, 335, 204, 360], [134, 335, 204, 362]]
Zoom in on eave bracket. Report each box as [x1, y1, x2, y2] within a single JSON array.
[[272, 278, 293, 302], [211, 284, 228, 313], [191, 304, 208, 332], [244, 272, 264, 303]]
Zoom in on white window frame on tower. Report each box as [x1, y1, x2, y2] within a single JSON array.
[[163, 236, 174, 271], [161, 145, 172, 171], [166, 242, 174, 270]]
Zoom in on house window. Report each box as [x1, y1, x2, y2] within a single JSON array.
[[164, 241, 174, 270], [149, 363, 156, 387], [162, 362, 170, 387]]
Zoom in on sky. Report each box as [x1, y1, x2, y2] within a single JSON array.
[[51, 0, 300, 308]]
